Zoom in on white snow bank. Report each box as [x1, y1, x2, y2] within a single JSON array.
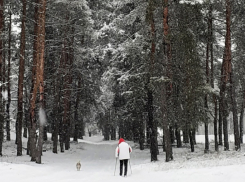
[[1, 134, 245, 182]]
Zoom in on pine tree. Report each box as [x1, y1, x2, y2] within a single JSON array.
[[16, 0, 27, 156], [161, 0, 173, 162], [36, 0, 47, 164], [220, 0, 232, 151], [146, 0, 158, 162], [6, 4, 11, 142], [0, 0, 4, 157]]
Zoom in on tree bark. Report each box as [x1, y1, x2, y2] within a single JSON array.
[[162, 0, 173, 162], [220, 0, 232, 151], [59, 40, 66, 153], [204, 4, 212, 152], [36, 0, 47, 164], [209, 3, 218, 152], [73, 78, 81, 142], [52, 77, 60, 154], [204, 95, 209, 153], [214, 95, 218, 151], [146, 0, 158, 162], [230, 70, 240, 150], [1, 26, 6, 146], [220, 88, 229, 151], [60, 11, 75, 151], [148, 89, 158, 161], [175, 123, 182, 148], [161, 84, 172, 161], [23, 86, 29, 139], [29, 0, 42, 161], [17, 0, 27, 156], [218, 100, 223, 145], [189, 129, 195, 152], [65, 24, 74, 149], [240, 94, 244, 144], [204, 121, 209, 153], [6, 9, 11, 141], [0, 0, 4, 157], [139, 112, 145, 150]]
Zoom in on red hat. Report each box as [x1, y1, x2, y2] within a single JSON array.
[[118, 138, 125, 144]]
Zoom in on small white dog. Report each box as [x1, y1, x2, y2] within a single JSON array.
[[76, 161, 81, 171]]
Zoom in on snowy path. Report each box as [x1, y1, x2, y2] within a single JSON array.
[[1, 135, 245, 182]]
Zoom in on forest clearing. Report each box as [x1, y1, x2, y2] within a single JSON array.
[[0, 1, 245, 181]]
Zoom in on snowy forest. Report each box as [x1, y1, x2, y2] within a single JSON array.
[[1, 0, 245, 176]]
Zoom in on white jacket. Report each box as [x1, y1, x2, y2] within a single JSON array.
[[115, 141, 132, 160]]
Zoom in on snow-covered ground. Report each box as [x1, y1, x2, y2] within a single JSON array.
[[1, 134, 245, 182]]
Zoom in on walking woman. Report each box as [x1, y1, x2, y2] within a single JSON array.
[[115, 138, 132, 177]]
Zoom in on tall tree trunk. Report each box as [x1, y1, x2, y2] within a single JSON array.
[[23, 85, 29, 139], [139, 112, 145, 150], [226, 0, 240, 151], [189, 129, 195, 152], [24, 79, 29, 155], [64, 41, 73, 150], [161, 84, 172, 161], [146, 0, 158, 162], [105, 113, 110, 140], [73, 78, 81, 142], [63, 58, 71, 150], [162, 0, 173, 162], [169, 126, 174, 144], [29, 0, 41, 161], [220, 0, 232, 151], [192, 128, 196, 145], [183, 124, 189, 143], [147, 89, 158, 161], [60, 10, 73, 151], [214, 95, 218, 151], [6, 9, 11, 141], [209, 3, 218, 152], [210, 5, 214, 89], [65, 24, 74, 149], [0, 0, 4, 156], [204, 94, 209, 153], [52, 76, 60, 153], [204, 120, 209, 152], [2, 15, 5, 145], [230, 71, 240, 150], [175, 123, 182, 148], [220, 88, 229, 151], [36, 0, 47, 164], [59, 40, 66, 153], [204, 99, 209, 152], [240, 93, 244, 144], [111, 124, 116, 140], [17, 0, 27, 156], [204, 3, 212, 152], [218, 100, 223, 145], [52, 115, 58, 153]]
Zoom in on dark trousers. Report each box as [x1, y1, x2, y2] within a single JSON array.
[[119, 159, 128, 176]]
